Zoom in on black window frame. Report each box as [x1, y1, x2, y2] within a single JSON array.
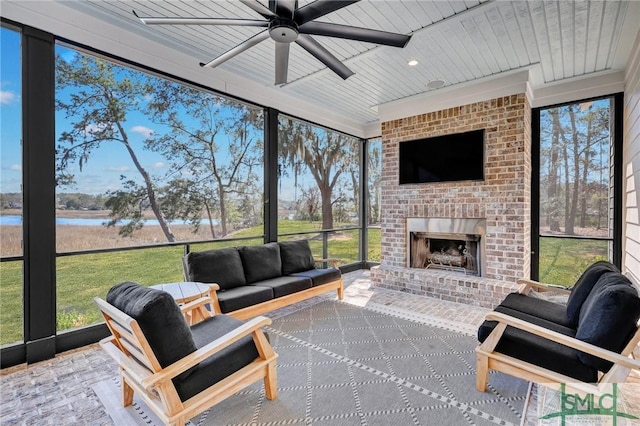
[[530, 93, 623, 281]]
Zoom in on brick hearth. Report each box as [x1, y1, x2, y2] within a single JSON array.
[[371, 94, 532, 308]]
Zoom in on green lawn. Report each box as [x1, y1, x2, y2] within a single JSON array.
[[538, 237, 608, 286], [0, 221, 376, 345], [0, 225, 606, 345]]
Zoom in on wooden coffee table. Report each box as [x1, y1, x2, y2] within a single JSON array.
[[150, 281, 214, 305], [150, 282, 220, 324]]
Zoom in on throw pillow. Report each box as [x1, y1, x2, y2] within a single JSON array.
[[185, 248, 246, 290], [239, 243, 282, 284], [566, 260, 619, 327], [106, 281, 197, 379], [279, 240, 316, 275]]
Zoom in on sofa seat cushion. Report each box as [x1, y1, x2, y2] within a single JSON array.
[[279, 240, 316, 275], [500, 293, 572, 328], [185, 248, 246, 290], [239, 243, 282, 284], [478, 306, 597, 383], [217, 285, 274, 313], [291, 268, 341, 287], [106, 282, 197, 379], [174, 315, 259, 401], [576, 272, 640, 372], [251, 276, 312, 298], [566, 261, 619, 328]]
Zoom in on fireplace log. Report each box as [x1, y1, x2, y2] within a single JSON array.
[[429, 252, 466, 267]]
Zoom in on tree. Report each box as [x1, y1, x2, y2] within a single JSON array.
[[55, 53, 176, 241], [540, 100, 611, 236], [145, 81, 263, 237], [546, 109, 562, 232], [297, 186, 320, 221], [279, 118, 359, 230], [367, 140, 382, 225]]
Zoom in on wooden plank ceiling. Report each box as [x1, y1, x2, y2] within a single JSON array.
[[65, 0, 632, 125]]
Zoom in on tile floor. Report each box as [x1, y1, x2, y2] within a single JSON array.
[[1, 270, 638, 425]]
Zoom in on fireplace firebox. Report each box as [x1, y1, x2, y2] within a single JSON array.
[[407, 218, 486, 277]]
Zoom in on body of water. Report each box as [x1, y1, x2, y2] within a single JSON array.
[[0, 215, 205, 226]]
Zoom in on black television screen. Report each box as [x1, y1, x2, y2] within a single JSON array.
[[399, 129, 485, 184]]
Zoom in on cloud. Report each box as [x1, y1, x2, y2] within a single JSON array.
[[152, 162, 165, 169], [10, 164, 21, 171], [103, 165, 130, 172], [131, 125, 154, 137], [0, 90, 16, 105], [84, 123, 113, 136]]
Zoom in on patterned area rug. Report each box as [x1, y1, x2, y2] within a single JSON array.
[[94, 300, 529, 426]]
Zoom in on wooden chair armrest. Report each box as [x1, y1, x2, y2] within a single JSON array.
[[141, 316, 273, 389], [517, 278, 572, 295], [479, 312, 640, 370], [314, 257, 340, 269], [206, 283, 220, 292], [99, 336, 154, 383]]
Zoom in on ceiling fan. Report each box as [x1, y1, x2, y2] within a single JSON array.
[[133, 0, 412, 85]]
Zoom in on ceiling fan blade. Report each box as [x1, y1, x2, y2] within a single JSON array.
[[239, 0, 277, 18], [275, 0, 297, 18], [200, 30, 270, 68], [134, 14, 268, 27], [296, 34, 354, 80], [294, 0, 360, 25], [299, 21, 411, 48], [275, 42, 290, 85]]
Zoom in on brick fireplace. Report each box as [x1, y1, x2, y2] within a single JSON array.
[[371, 94, 532, 308]]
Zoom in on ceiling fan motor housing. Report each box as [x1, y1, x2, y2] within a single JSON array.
[[269, 18, 299, 43]]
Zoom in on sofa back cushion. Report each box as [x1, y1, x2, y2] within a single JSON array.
[[279, 240, 316, 275], [575, 272, 640, 372], [566, 260, 619, 327], [184, 248, 246, 290], [106, 282, 197, 377], [239, 243, 282, 284]]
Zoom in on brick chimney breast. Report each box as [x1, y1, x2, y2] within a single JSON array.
[[371, 94, 531, 308]]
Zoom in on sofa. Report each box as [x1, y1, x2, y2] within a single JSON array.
[[476, 261, 640, 393], [183, 239, 343, 320]]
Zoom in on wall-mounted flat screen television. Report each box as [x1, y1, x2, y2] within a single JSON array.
[[399, 129, 485, 184]]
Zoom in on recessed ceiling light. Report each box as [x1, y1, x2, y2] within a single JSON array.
[[427, 79, 446, 89], [407, 60, 418, 66]]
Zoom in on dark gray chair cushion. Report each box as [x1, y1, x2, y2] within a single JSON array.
[[279, 240, 316, 275], [239, 243, 282, 284], [106, 282, 197, 379], [250, 276, 312, 298], [174, 315, 260, 401], [291, 268, 341, 287], [184, 248, 246, 290], [566, 261, 619, 327], [478, 305, 597, 382], [576, 273, 640, 372], [499, 292, 573, 328], [216, 285, 274, 313]]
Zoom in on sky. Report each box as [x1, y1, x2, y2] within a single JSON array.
[[2, 27, 172, 196], [1, 27, 21, 194], [0, 26, 352, 203], [0, 26, 276, 197]]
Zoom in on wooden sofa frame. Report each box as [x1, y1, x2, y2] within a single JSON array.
[[183, 257, 344, 321], [476, 278, 640, 396], [95, 294, 278, 426]]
